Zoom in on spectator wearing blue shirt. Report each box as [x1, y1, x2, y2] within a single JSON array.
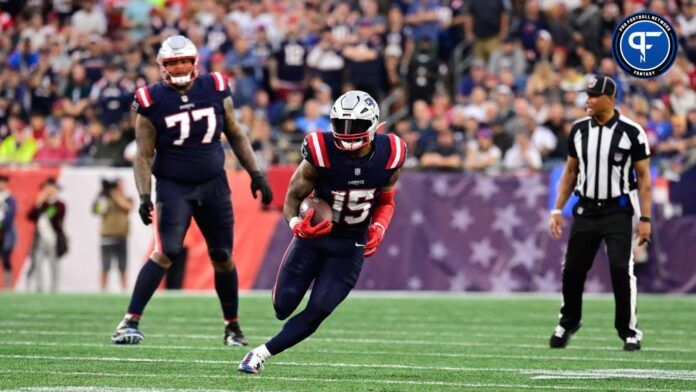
[[8, 38, 39, 74], [295, 99, 330, 134]]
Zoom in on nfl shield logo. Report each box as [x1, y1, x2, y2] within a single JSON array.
[[614, 152, 623, 162], [182, 95, 189, 102], [577, 207, 584, 215], [354, 168, 361, 176], [588, 78, 597, 88]]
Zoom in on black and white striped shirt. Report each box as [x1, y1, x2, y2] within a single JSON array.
[[568, 110, 650, 200]]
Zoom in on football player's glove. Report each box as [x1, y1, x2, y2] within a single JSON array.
[[250, 171, 273, 205], [364, 223, 385, 257], [291, 209, 332, 239], [138, 194, 153, 225]]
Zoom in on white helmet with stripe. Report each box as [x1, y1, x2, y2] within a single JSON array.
[[156, 35, 199, 86], [330, 90, 381, 151]]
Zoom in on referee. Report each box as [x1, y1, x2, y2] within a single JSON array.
[[547, 75, 652, 351]]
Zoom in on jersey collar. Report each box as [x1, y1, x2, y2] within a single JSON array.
[[591, 109, 620, 128]]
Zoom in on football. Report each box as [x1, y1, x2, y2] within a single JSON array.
[[299, 196, 333, 225]]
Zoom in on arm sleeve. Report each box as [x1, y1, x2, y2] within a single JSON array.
[[372, 189, 396, 232]]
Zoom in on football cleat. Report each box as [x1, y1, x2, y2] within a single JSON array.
[[549, 323, 581, 348], [111, 315, 144, 345], [224, 321, 248, 346], [623, 336, 641, 351], [238, 349, 265, 374]]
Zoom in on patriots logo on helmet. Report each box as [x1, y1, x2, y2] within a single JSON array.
[[157, 35, 199, 86], [330, 90, 380, 151]]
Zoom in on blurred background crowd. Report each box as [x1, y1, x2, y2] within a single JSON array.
[[1, 0, 696, 177]]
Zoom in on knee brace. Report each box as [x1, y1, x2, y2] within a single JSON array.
[[274, 297, 295, 320], [209, 248, 231, 263], [160, 242, 183, 262]]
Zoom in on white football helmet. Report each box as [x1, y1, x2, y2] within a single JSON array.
[[330, 90, 381, 151], [156, 35, 199, 86]]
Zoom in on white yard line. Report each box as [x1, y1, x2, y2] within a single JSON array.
[[0, 328, 693, 354], [3, 354, 696, 379], [0, 319, 690, 345], [3, 318, 694, 340], [0, 369, 690, 392], [1, 340, 694, 365], [523, 369, 696, 381], [1, 388, 236, 392]]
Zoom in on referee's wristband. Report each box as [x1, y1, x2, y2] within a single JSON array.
[[639, 216, 651, 223], [289, 216, 301, 230], [550, 209, 562, 216]]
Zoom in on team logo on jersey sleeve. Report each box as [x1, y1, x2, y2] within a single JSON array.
[[612, 12, 678, 78], [301, 140, 309, 159]]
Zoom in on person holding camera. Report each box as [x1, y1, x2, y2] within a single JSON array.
[[27, 178, 67, 293], [93, 178, 133, 292], [0, 175, 17, 290]]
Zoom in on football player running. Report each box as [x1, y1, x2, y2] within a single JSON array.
[[111, 35, 272, 346], [238, 90, 406, 374]]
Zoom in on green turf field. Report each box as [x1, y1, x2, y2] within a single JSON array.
[[0, 292, 694, 391]]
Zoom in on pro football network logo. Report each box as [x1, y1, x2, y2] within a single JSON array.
[[612, 12, 678, 78]]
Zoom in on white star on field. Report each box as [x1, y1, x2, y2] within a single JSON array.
[[536, 209, 551, 233], [533, 270, 561, 292], [490, 269, 522, 292], [407, 276, 423, 290], [387, 245, 400, 257], [432, 176, 450, 197], [509, 236, 544, 271], [429, 241, 449, 260], [450, 207, 474, 232], [469, 237, 497, 268], [410, 210, 425, 225], [472, 175, 500, 201], [448, 271, 470, 291], [492, 205, 522, 238], [585, 276, 605, 293], [514, 174, 548, 209]]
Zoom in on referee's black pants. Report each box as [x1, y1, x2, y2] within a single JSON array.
[[559, 211, 642, 341]]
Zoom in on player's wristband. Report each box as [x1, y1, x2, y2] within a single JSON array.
[[289, 216, 301, 230], [639, 216, 651, 223], [550, 209, 562, 216]]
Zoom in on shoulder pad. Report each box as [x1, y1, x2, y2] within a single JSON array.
[[210, 72, 228, 92], [135, 85, 154, 109], [385, 133, 407, 170], [302, 132, 331, 168]]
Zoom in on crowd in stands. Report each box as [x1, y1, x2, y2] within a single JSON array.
[[1, 0, 696, 176]]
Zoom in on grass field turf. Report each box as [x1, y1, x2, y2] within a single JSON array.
[[0, 292, 694, 391]]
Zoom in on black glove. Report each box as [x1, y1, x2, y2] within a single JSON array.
[[139, 194, 154, 225], [250, 171, 273, 205]]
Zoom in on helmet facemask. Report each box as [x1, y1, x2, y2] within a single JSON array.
[[156, 35, 199, 86], [160, 57, 198, 86], [331, 118, 375, 150], [330, 90, 380, 151]]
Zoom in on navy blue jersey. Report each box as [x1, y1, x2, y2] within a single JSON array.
[[274, 39, 306, 82], [301, 132, 407, 239], [133, 73, 231, 185]]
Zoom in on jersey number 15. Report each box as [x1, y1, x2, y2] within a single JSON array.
[[331, 189, 376, 225]]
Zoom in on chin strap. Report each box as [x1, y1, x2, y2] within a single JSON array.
[[170, 74, 193, 85]]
